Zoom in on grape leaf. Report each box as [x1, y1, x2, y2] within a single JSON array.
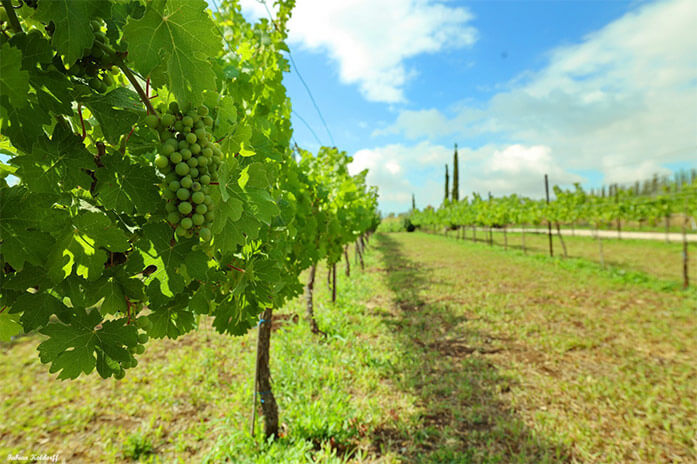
[[82, 88, 143, 144], [95, 153, 161, 215], [13, 123, 94, 194], [36, 0, 99, 64], [13, 292, 70, 332], [0, 187, 59, 270], [0, 313, 23, 342], [0, 43, 30, 109], [9, 29, 53, 69], [122, 0, 221, 105]]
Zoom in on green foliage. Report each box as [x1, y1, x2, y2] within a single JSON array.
[[0, 0, 379, 381]]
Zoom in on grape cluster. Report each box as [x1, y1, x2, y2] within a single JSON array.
[[150, 103, 220, 241], [113, 318, 150, 380], [65, 20, 117, 93]]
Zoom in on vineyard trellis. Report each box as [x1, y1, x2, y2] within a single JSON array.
[[0, 0, 379, 438]]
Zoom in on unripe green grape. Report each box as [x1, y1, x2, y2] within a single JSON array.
[[169, 151, 182, 164], [194, 121, 205, 130], [165, 202, 177, 213], [203, 116, 214, 127], [155, 155, 169, 169], [200, 174, 211, 185], [136, 317, 153, 330], [195, 203, 208, 215], [144, 114, 159, 128], [167, 211, 181, 224], [192, 213, 205, 226], [181, 217, 193, 230], [205, 211, 215, 222], [202, 147, 213, 158], [187, 157, 198, 168], [191, 191, 205, 204], [131, 358, 139, 368], [178, 140, 189, 150], [161, 113, 175, 127], [178, 202, 192, 215], [194, 128, 206, 139], [192, 182, 201, 192], [190, 143, 201, 154], [199, 227, 212, 241], [168, 180, 180, 192], [180, 148, 192, 161], [197, 156, 208, 167], [161, 144, 175, 156], [176, 188, 190, 201], [190, 168, 199, 178], [163, 189, 176, 200], [175, 225, 188, 236], [180, 176, 193, 189], [198, 106, 209, 116], [138, 333, 149, 344], [174, 120, 184, 132], [165, 137, 178, 147], [135, 345, 145, 355], [114, 369, 126, 380], [185, 132, 197, 144], [204, 195, 213, 206], [182, 116, 194, 127], [175, 162, 190, 176], [189, 112, 201, 124], [198, 166, 209, 176]]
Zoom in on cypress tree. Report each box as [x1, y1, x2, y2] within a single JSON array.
[[452, 143, 459, 202], [412, 193, 416, 211], [444, 164, 449, 203]]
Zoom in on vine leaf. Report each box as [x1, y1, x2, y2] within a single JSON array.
[[123, 0, 221, 105], [38, 309, 137, 380], [82, 88, 143, 144], [0, 313, 23, 342], [0, 43, 30, 109], [36, 0, 100, 64]]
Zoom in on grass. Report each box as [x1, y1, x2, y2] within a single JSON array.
[[1, 233, 696, 463], [446, 226, 695, 285]]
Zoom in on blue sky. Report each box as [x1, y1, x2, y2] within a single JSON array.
[[240, 0, 697, 214]]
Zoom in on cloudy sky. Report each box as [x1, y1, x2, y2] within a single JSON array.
[[238, 0, 697, 214]]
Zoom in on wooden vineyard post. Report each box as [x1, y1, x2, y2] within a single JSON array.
[[344, 245, 350, 277], [503, 226, 508, 250], [251, 309, 278, 438], [683, 213, 689, 289], [522, 224, 527, 254], [331, 263, 337, 303], [305, 264, 322, 334], [545, 174, 554, 257]]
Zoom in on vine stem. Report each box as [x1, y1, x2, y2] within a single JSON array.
[[92, 40, 159, 118], [78, 104, 86, 140], [1, 0, 23, 33]]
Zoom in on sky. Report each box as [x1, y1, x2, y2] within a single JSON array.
[[239, 0, 697, 214]]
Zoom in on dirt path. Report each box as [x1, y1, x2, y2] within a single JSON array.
[[502, 227, 697, 242]]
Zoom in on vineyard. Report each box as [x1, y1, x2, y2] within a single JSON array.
[[1, 1, 696, 463], [406, 173, 697, 288]]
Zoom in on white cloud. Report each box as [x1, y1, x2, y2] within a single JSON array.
[[240, 0, 477, 103], [376, 0, 697, 186], [349, 142, 582, 213]]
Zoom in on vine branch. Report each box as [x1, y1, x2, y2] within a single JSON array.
[[92, 40, 159, 118], [1, 0, 23, 33]]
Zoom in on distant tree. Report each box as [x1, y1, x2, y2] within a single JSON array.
[[452, 143, 459, 202], [444, 164, 449, 203], [412, 193, 416, 211]]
